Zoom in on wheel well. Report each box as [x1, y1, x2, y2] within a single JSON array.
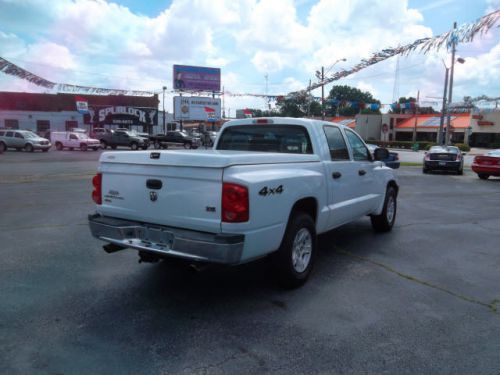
[[290, 197, 317, 223], [387, 180, 399, 196]]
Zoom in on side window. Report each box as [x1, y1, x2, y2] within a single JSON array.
[[6, 131, 14, 137], [15, 133, 24, 139], [69, 134, 78, 140], [323, 126, 350, 161], [0, 131, 4, 136], [345, 130, 371, 161]]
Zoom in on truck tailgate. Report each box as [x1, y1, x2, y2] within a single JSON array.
[[97, 151, 223, 233]]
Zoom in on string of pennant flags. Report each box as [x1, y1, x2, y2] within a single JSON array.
[[0, 10, 498, 97]]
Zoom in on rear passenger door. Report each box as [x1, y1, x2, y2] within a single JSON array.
[[323, 125, 367, 228], [344, 129, 379, 214]]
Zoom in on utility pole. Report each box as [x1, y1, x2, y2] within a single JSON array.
[[162, 86, 166, 133], [412, 90, 419, 143], [445, 21, 457, 146], [321, 66, 325, 120], [438, 67, 449, 145]]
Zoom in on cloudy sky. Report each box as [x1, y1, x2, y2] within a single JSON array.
[[0, 0, 498, 115]]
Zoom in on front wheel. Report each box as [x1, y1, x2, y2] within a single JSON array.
[[55, 142, 63, 151], [371, 186, 397, 232], [184, 142, 191, 149], [80, 143, 88, 151], [100, 141, 107, 149], [478, 174, 489, 180], [0, 142, 6, 153], [130, 142, 138, 150], [272, 212, 316, 288], [24, 143, 34, 152]]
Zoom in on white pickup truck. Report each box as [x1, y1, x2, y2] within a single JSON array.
[[89, 117, 398, 287]]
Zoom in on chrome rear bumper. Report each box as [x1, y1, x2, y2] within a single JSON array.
[[88, 214, 244, 264]]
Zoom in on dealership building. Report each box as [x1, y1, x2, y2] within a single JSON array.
[[0, 91, 159, 135]]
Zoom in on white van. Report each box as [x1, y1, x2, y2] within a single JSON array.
[[51, 131, 101, 151]]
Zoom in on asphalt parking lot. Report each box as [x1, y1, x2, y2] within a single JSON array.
[[1, 149, 499, 374]]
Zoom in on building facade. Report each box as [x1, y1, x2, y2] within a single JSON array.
[[0, 91, 159, 135]]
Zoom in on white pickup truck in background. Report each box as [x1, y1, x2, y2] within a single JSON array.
[[52, 131, 101, 151], [89, 117, 398, 287]]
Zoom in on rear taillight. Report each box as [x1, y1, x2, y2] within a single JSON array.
[[92, 173, 102, 205], [456, 154, 461, 161], [222, 183, 249, 223]]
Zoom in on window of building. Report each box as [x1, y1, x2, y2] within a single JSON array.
[[323, 126, 350, 161], [4, 119, 19, 129], [65, 120, 78, 131], [36, 120, 50, 135]]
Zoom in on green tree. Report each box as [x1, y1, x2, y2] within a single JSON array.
[[326, 85, 381, 116], [275, 93, 322, 117]]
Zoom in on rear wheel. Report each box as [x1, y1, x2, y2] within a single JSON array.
[[0, 142, 6, 153], [457, 167, 463, 175], [55, 142, 63, 151], [80, 143, 88, 151], [478, 174, 489, 180], [154, 141, 161, 149], [371, 186, 397, 232], [24, 143, 34, 152], [272, 212, 316, 288], [184, 142, 191, 149], [100, 140, 107, 149]]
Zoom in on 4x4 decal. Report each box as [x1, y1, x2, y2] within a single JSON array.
[[259, 185, 283, 197]]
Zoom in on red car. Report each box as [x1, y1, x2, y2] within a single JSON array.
[[471, 149, 500, 180]]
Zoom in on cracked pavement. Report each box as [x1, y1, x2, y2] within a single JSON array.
[[0, 151, 499, 374]]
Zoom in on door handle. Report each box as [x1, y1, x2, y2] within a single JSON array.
[[358, 169, 366, 176], [332, 172, 342, 179]]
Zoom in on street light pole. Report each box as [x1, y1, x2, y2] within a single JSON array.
[[445, 21, 457, 146], [321, 66, 325, 120], [438, 65, 449, 145], [162, 86, 166, 133]]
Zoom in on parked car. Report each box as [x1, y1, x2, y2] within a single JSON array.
[[51, 131, 100, 151], [95, 129, 149, 150], [149, 131, 200, 149], [423, 145, 464, 175], [0, 129, 51, 152], [367, 144, 400, 169], [88, 117, 398, 287], [471, 149, 500, 180], [90, 128, 112, 139]]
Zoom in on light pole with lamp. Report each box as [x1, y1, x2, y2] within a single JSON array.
[[162, 86, 167, 133], [315, 58, 346, 120]]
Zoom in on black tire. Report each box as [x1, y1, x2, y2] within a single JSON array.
[[154, 141, 161, 150], [457, 168, 463, 175], [422, 167, 428, 174], [130, 142, 138, 150], [478, 174, 489, 180], [272, 212, 316, 288], [25, 143, 34, 152], [371, 186, 397, 232], [42, 148, 49, 152], [80, 143, 88, 151], [142, 145, 148, 150], [184, 142, 191, 149], [100, 140, 107, 149], [111, 145, 117, 150], [0, 142, 6, 153], [69, 147, 74, 151], [93, 147, 98, 151], [55, 142, 63, 151]]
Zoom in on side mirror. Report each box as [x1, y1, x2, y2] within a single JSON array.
[[374, 148, 389, 161]]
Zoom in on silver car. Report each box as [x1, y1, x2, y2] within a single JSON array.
[[0, 129, 52, 152]]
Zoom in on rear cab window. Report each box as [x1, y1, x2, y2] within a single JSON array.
[[323, 126, 349, 161], [217, 125, 313, 154]]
